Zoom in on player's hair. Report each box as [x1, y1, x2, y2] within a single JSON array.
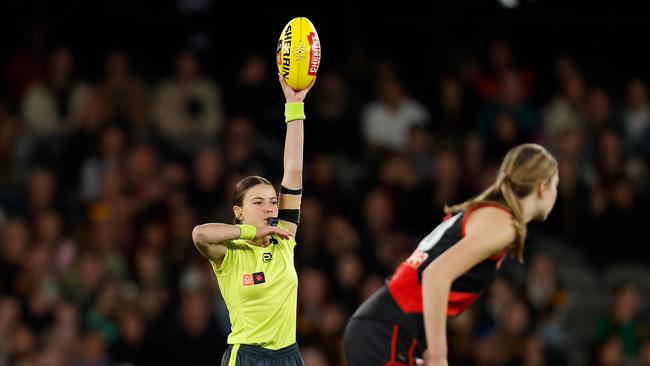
[[445, 144, 557, 262]]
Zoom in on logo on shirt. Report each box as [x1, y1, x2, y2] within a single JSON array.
[[242, 272, 266, 286], [404, 250, 429, 269], [262, 253, 272, 263]]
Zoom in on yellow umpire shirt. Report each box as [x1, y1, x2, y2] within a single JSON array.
[[209, 221, 298, 350]]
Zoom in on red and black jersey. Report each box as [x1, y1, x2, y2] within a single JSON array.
[[387, 204, 510, 316], [346, 204, 511, 364]]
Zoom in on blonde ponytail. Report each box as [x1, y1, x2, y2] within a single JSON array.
[[445, 144, 557, 262]]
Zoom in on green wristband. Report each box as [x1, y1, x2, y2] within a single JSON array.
[[236, 224, 256, 240], [284, 102, 306, 123]]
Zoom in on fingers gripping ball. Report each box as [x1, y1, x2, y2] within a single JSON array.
[[276, 17, 321, 91]]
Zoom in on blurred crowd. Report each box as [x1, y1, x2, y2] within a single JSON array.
[[1, 33, 650, 366]]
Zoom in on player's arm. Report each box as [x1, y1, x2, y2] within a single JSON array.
[[192, 223, 290, 265], [421, 207, 515, 364], [277, 74, 315, 237]]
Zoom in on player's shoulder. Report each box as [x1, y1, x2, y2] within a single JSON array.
[[465, 205, 515, 241]]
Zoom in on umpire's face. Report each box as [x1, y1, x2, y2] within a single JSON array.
[[237, 184, 279, 227]]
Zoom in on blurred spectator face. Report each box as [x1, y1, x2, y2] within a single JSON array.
[[26, 244, 51, 282], [503, 301, 530, 335], [79, 252, 104, 294], [612, 283, 640, 322], [556, 127, 584, 161], [136, 249, 163, 286], [100, 126, 124, 158], [29, 169, 55, 210], [54, 302, 79, 335], [407, 126, 431, 154], [562, 72, 585, 104], [379, 155, 417, 188], [225, 117, 254, 167], [378, 78, 406, 108], [35, 209, 62, 244], [311, 155, 335, 185], [611, 179, 634, 210], [473, 335, 500, 366], [141, 221, 167, 250], [171, 207, 194, 242], [12, 325, 36, 359], [586, 88, 611, 126], [50, 47, 73, 86], [433, 150, 461, 184], [299, 268, 327, 306], [557, 159, 577, 195], [2, 218, 29, 263], [301, 346, 329, 366], [489, 40, 512, 71], [522, 335, 545, 364], [325, 216, 359, 254], [335, 255, 363, 290], [639, 339, 650, 366], [35, 344, 67, 366], [493, 113, 519, 146], [528, 252, 555, 289], [363, 189, 393, 232], [227, 116, 254, 142], [300, 197, 323, 229], [487, 276, 517, 318], [118, 307, 146, 346], [177, 51, 200, 81], [127, 145, 157, 182], [626, 157, 648, 186], [194, 147, 223, 189], [376, 232, 411, 270], [240, 54, 267, 85], [0, 297, 20, 333], [77, 331, 107, 364], [440, 77, 462, 112], [320, 303, 345, 337], [180, 292, 209, 336], [162, 163, 188, 192], [499, 69, 524, 106], [465, 132, 484, 157], [106, 51, 130, 79], [93, 280, 118, 315], [79, 92, 107, 129], [598, 129, 623, 169], [598, 336, 622, 366], [320, 71, 345, 98], [627, 78, 648, 110], [554, 54, 577, 82]]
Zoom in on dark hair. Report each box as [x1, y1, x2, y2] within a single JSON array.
[[232, 176, 274, 224]]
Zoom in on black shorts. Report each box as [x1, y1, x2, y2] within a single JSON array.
[[344, 286, 425, 366], [220, 343, 304, 366]]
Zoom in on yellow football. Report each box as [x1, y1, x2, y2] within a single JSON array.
[[276, 17, 321, 91]]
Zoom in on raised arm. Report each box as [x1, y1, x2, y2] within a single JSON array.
[[277, 75, 315, 236], [421, 207, 515, 366]]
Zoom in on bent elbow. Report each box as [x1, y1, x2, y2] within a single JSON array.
[[192, 225, 205, 245]]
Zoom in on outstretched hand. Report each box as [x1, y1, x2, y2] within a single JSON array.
[[279, 74, 316, 103]]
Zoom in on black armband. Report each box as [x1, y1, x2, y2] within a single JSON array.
[[280, 186, 303, 195], [278, 209, 301, 225]]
